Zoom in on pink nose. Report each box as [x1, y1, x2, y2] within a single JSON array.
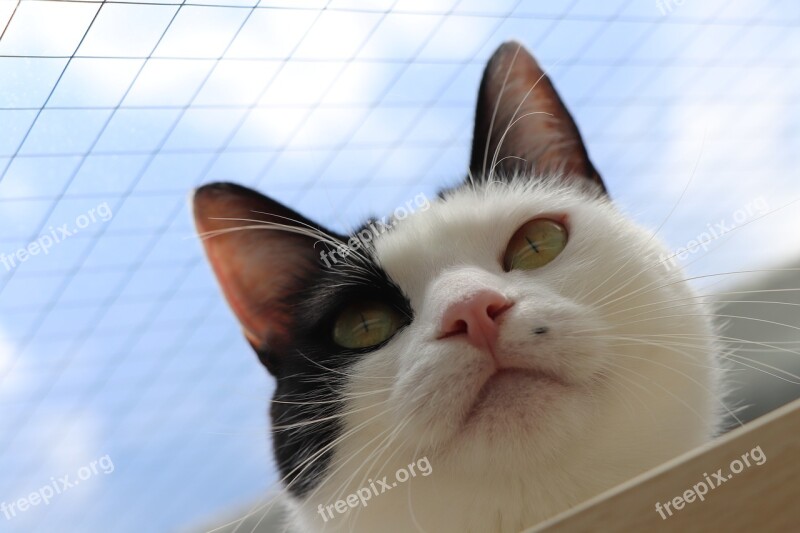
[[439, 290, 513, 352]]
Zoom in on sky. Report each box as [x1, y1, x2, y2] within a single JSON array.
[[0, 0, 799, 531]]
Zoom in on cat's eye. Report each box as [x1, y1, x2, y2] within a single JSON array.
[[503, 218, 568, 271], [332, 301, 404, 349]]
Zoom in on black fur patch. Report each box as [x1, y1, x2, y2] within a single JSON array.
[[265, 243, 412, 497]]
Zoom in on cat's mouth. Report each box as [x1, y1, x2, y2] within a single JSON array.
[[482, 366, 568, 392]]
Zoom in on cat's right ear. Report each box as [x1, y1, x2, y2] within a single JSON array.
[[469, 41, 605, 193], [192, 183, 336, 374]]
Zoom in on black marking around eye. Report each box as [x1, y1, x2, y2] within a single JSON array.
[[269, 242, 412, 498]]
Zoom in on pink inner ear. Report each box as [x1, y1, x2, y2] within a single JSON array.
[[193, 184, 322, 352], [206, 235, 294, 346], [470, 41, 604, 192]]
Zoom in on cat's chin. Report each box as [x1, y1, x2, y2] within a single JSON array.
[[429, 363, 592, 463], [387, 340, 596, 454], [463, 367, 571, 426]]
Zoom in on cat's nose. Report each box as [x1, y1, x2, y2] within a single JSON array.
[[439, 290, 513, 352]]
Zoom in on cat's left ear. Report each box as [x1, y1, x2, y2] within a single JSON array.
[[469, 41, 605, 193]]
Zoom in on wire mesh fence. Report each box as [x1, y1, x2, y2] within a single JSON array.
[[0, 0, 798, 531]]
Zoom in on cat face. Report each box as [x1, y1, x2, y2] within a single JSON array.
[[193, 42, 721, 531], [357, 183, 641, 450]]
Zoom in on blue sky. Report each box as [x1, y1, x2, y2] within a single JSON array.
[[0, 0, 799, 531]]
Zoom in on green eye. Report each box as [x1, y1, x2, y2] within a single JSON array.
[[503, 219, 568, 271], [332, 301, 403, 349]]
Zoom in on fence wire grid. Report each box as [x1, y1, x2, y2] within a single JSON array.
[[0, 0, 799, 532]]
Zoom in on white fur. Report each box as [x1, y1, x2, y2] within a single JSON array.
[[286, 178, 722, 532]]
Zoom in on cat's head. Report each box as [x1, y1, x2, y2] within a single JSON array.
[[193, 42, 720, 529]]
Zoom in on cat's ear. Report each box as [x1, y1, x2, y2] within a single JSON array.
[[193, 182, 335, 373], [469, 41, 605, 192]]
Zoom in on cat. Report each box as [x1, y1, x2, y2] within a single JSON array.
[[192, 41, 723, 532]]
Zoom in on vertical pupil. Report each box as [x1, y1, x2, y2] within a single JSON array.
[[525, 235, 540, 253]]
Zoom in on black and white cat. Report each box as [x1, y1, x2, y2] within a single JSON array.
[[193, 42, 722, 532]]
